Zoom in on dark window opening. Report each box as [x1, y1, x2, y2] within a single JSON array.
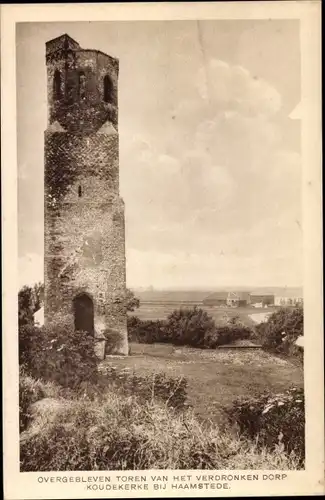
[[73, 293, 94, 336], [78, 185, 82, 197], [103, 74, 113, 103], [66, 79, 75, 105], [53, 70, 62, 100], [79, 71, 86, 100]]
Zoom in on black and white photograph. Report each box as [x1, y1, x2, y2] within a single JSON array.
[[2, 2, 323, 498]]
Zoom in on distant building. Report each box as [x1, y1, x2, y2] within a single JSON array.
[[274, 295, 303, 307], [203, 291, 250, 307], [203, 291, 229, 306], [226, 291, 251, 307], [250, 293, 274, 306]]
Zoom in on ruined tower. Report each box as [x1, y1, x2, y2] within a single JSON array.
[[44, 34, 128, 357]]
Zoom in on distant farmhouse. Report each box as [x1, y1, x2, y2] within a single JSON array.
[[274, 289, 304, 307], [203, 291, 251, 307], [227, 291, 251, 307], [203, 288, 303, 308], [249, 293, 274, 307], [133, 288, 303, 309]]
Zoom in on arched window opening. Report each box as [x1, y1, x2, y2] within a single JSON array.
[[79, 71, 86, 100], [73, 293, 94, 336], [53, 70, 62, 100], [103, 74, 113, 103], [78, 185, 82, 197]]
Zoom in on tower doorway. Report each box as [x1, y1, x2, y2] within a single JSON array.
[[73, 293, 94, 335]]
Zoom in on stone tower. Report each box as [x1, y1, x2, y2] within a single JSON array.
[[44, 34, 128, 357]]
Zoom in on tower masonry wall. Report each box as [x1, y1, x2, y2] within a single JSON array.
[[44, 35, 128, 357], [47, 49, 119, 131]]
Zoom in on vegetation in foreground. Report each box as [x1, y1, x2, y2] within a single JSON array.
[[20, 372, 302, 472], [19, 321, 304, 471], [18, 287, 305, 471]]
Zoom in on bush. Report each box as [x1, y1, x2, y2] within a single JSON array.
[[103, 328, 128, 355], [127, 316, 141, 341], [204, 325, 252, 348], [125, 288, 140, 312], [163, 306, 215, 347], [99, 364, 188, 410], [127, 316, 166, 344], [19, 324, 99, 389], [226, 386, 305, 466], [128, 308, 253, 349], [255, 307, 303, 362], [20, 377, 301, 471]]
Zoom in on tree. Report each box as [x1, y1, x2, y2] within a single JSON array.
[[18, 282, 44, 328], [125, 288, 140, 312], [32, 282, 44, 312], [18, 286, 34, 328], [257, 306, 303, 353]]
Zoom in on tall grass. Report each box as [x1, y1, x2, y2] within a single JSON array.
[[20, 376, 300, 472]]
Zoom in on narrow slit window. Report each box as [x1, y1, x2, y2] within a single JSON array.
[[53, 70, 62, 100], [79, 71, 86, 100], [78, 185, 82, 197], [103, 74, 113, 103]]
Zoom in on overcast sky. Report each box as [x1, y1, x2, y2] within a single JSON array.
[[17, 20, 302, 290]]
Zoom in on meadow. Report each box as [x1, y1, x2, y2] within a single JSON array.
[[103, 341, 303, 427]]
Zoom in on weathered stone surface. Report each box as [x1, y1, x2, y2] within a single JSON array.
[[44, 34, 128, 356]]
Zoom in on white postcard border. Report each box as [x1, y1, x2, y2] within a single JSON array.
[[1, 2, 323, 498]]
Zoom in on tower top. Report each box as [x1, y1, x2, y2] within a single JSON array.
[[46, 34, 80, 55], [45, 33, 119, 133], [46, 33, 118, 63]]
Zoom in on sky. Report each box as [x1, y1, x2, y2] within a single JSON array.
[[17, 20, 302, 290]]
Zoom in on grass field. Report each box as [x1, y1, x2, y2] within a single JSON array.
[[128, 302, 271, 328], [102, 342, 303, 426]]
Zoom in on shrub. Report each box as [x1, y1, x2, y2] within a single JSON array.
[[99, 364, 188, 410], [20, 379, 301, 471], [204, 325, 252, 348], [125, 288, 140, 312], [255, 306, 303, 362], [226, 386, 305, 466], [128, 309, 253, 349], [103, 328, 128, 355], [127, 316, 166, 344], [163, 306, 215, 347], [19, 324, 99, 389], [127, 315, 141, 341]]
